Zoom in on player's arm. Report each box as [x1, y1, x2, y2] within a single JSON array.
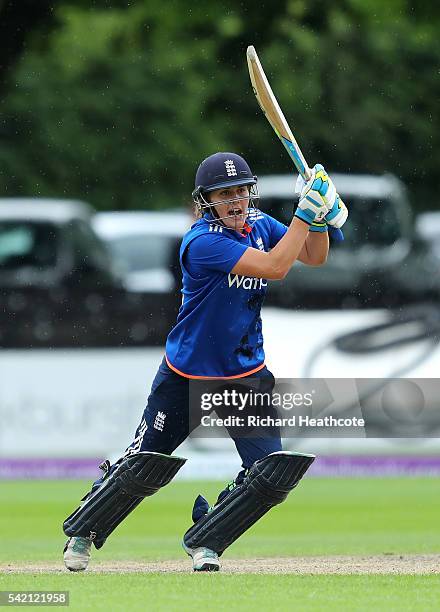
[[232, 216, 310, 280], [297, 230, 329, 266], [232, 164, 337, 279]]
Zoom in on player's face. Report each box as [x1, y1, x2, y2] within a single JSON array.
[[209, 185, 250, 231]]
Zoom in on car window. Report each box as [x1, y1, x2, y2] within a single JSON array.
[[336, 197, 401, 247], [0, 221, 58, 270], [67, 219, 113, 269], [259, 196, 401, 247], [106, 235, 172, 272]]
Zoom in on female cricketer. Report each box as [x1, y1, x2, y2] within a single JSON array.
[[63, 152, 348, 572]]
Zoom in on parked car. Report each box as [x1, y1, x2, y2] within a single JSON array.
[[257, 173, 438, 307], [92, 210, 191, 293], [384, 210, 440, 301], [0, 199, 180, 347], [0, 198, 120, 289], [415, 211, 440, 258]]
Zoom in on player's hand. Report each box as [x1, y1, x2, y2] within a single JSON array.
[[325, 194, 348, 229], [294, 164, 336, 225]]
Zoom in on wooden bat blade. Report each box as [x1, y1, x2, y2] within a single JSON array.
[[246, 45, 311, 181], [246, 46, 293, 143], [246, 46, 344, 242]]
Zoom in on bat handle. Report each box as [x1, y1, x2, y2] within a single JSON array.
[[302, 166, 312, 182]]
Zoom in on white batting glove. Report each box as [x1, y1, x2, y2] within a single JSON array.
[[325, 194, 348, 229], [294, 164, 336, 225], [295, 165, 347, 228]]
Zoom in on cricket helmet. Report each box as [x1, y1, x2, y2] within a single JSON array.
[[192, 152, 260, 229]]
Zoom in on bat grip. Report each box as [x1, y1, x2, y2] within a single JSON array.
[[302, 166, 312, 182]]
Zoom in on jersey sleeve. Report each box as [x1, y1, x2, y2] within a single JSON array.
[[185, 233, 248, 275], [265, 213, 288, 248]]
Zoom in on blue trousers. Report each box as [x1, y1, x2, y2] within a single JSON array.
[[125, 357, 282, 467], [93, 358, 282, 495]]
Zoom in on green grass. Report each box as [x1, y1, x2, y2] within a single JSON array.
[[1, 575, 440, 612], [1, 478, 439, 562], [1, 478, 439, 610]]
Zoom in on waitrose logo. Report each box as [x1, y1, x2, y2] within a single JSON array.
[[227, 274, 268, 290]]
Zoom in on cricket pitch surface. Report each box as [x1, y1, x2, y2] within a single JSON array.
[[2, 554, 439, 575]]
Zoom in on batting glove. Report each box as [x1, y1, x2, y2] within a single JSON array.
[[325, 194, 348, 229], [294, 164, 336, 225]]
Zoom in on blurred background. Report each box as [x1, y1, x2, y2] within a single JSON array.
[[1, 0, 439, 480]]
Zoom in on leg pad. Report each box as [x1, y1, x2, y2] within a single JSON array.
[[63, 452, 186, 548], [183, 451, 315, 555]]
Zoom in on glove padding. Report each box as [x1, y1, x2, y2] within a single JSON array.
[[295, 164, 348, 232], [295, 164, 336, 225], [325, 194, 348, 229]]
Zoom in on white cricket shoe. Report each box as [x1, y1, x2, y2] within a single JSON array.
[[63, 536, 92, 572], [183, 543, 220, 572]]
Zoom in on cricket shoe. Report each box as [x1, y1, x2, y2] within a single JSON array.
[[183, 542, 220, 572], [63, 536, 92, 572]]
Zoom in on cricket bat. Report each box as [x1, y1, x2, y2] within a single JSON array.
[[246, 45, 344, 241]]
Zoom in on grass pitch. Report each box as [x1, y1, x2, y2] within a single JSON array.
[[1, 478, 439, 610]]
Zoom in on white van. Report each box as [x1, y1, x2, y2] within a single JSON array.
[[257, 173, 415, 307]]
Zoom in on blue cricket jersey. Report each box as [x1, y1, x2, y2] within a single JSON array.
[[165, 212, 287, 378]]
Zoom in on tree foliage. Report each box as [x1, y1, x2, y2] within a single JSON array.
[[0, 0, 438, 211]]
